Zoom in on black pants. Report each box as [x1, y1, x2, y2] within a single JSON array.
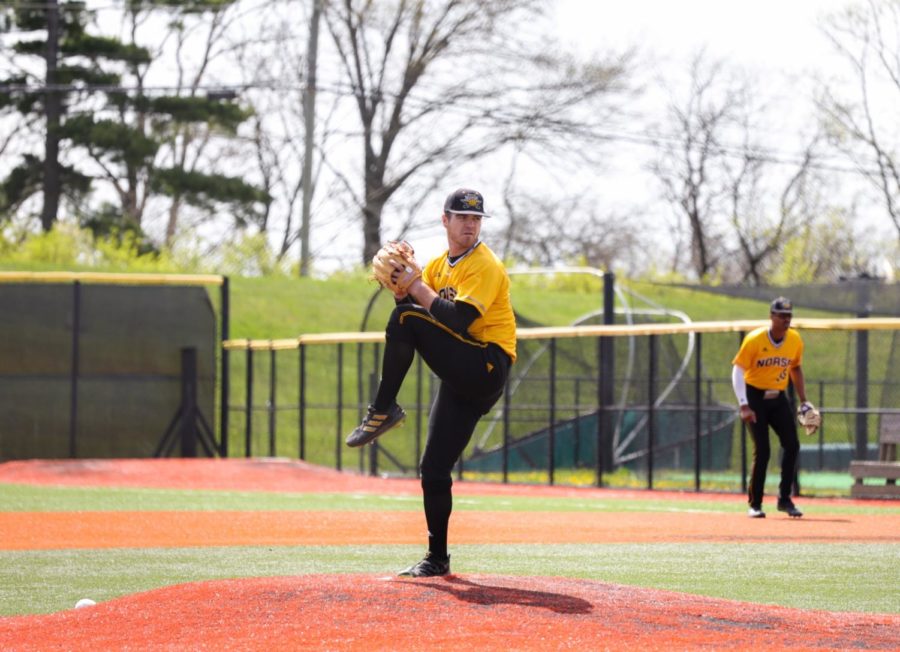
[[386, 303, 510, 479], [746, 385, 800, 508], [383, 303, 511, 559]]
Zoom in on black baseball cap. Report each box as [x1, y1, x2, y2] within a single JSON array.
[[770, 297, 794, 314], [443, 188, 490, 217]]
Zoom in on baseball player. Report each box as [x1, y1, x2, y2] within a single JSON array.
[[346, 188, 517, 577], [731, 297, 808, 518]]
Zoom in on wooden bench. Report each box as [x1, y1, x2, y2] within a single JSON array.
[[850, 414, 900, 499]]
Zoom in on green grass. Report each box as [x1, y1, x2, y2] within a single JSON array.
[[1, 543, 897, 617], [4, 483, 898, 514], [459, 467, 868, 499], [1, 483, 898, 616]]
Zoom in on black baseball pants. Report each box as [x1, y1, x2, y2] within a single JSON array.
[[381, 303, 511, 559], [746, 385, 800, 509]]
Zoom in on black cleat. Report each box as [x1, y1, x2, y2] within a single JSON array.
[[345, 404, 406, 447], [747, 506, 766, 518], [398, 553, 450, 578], [777, 498, 803, 518]]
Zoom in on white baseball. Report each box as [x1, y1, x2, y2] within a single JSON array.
[[75, 598, 96, 609]]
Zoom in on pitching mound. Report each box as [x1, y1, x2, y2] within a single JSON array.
[[2, 574, 898, 651]]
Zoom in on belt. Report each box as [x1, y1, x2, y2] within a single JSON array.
[[749, 385, 782, 400]]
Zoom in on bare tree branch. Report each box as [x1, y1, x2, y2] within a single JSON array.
[[819, 0, 900, 240], [324, 0, 632, 264]]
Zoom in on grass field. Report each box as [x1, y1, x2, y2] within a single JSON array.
[[2, 473, 898, 618]]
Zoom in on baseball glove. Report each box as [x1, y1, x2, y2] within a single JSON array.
[[371, 240, 421, 298], [797, 401, 821, 436]]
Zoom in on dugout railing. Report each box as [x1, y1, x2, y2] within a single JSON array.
[[222, 317, 900, 494]]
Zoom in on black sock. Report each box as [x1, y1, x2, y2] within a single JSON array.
[[373, 338, 414, 411], [424, 489, 452, 561]]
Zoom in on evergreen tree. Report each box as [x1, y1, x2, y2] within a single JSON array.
[[0, 0, 267, 247], [0, 1, 113, 230]]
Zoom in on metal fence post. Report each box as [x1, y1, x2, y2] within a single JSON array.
[[738, 331, 747, 493], [647, 334, 657, 490], [299, 344, 307, 460], [856, 323, 869, 460], [356, 342, 365, 474], [503, 375, 510, 484], [595, 336, 604, 487], [818, 380, 825, 469], [245, 346, 253, 458], [219, 276, 230, 457], [68, 280, 81, 459], [336, 343, 344, 471], [598, 271, 616, 476], [548, 338, 557, 486], [694, 332, 702, 492], [368, 343, 380, 476], [574, 377, 582, 467], [268, 348, 277, 457]]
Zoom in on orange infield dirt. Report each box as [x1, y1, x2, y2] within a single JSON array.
[[1, 458, 898, 651]]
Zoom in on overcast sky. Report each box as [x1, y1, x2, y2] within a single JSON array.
[[555, 0, 849, 75], [21, 0, 886, 273], [410, 1, 861, 266]]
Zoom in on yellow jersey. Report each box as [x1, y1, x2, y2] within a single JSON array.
[[422, 242, 517, 363], [732, 326, 804, 391]]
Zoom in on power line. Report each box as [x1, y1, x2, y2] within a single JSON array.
[[4, 2, 176, 11], [0, 79, 880, 178]]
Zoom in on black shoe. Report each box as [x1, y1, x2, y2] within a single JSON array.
[[777, 498, 803, 518], [345, 404, 406, 447], [398, 553, 450, 577]]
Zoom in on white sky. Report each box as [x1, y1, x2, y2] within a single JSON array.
[[9, 0, 885, 272], [411, 0, 861, 266], [556, 0, 849, 74]]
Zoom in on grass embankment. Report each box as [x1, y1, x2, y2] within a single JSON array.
[[3, 267, 892, 495]]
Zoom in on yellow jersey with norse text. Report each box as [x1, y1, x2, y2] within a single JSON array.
[[732, 326, 804, 391], [422, 241, 517, 362]]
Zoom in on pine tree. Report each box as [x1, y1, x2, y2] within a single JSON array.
[[0, 0, 268, 248]]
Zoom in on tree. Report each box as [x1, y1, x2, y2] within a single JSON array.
[[819, 0, 900, 242], [652, 51, 827, 283], [650, 53, 739, 280], [770, 207, 879, 284], [0, 0, 128, 230], [86, 0, 268, 247], [323, 0, 632, 265], [299, 0, 322, 276], [228, 0, 342, 272], [498, 191, 644, 273], [723, 121, 822, 285], [493, 150, 646, 274], [0, 0, 268, 248]]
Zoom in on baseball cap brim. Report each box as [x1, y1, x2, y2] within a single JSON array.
[[447, 209, 491, 217]]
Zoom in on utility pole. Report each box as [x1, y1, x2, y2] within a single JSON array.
[[41, 0, 62, 232], [299, 0, 322, 277]]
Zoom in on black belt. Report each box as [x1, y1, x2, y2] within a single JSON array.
[[748, 385, 782, 400]]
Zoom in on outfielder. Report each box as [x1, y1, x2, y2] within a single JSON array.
[[346, 188, 517, 577], [732, 297, 819, 518]]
